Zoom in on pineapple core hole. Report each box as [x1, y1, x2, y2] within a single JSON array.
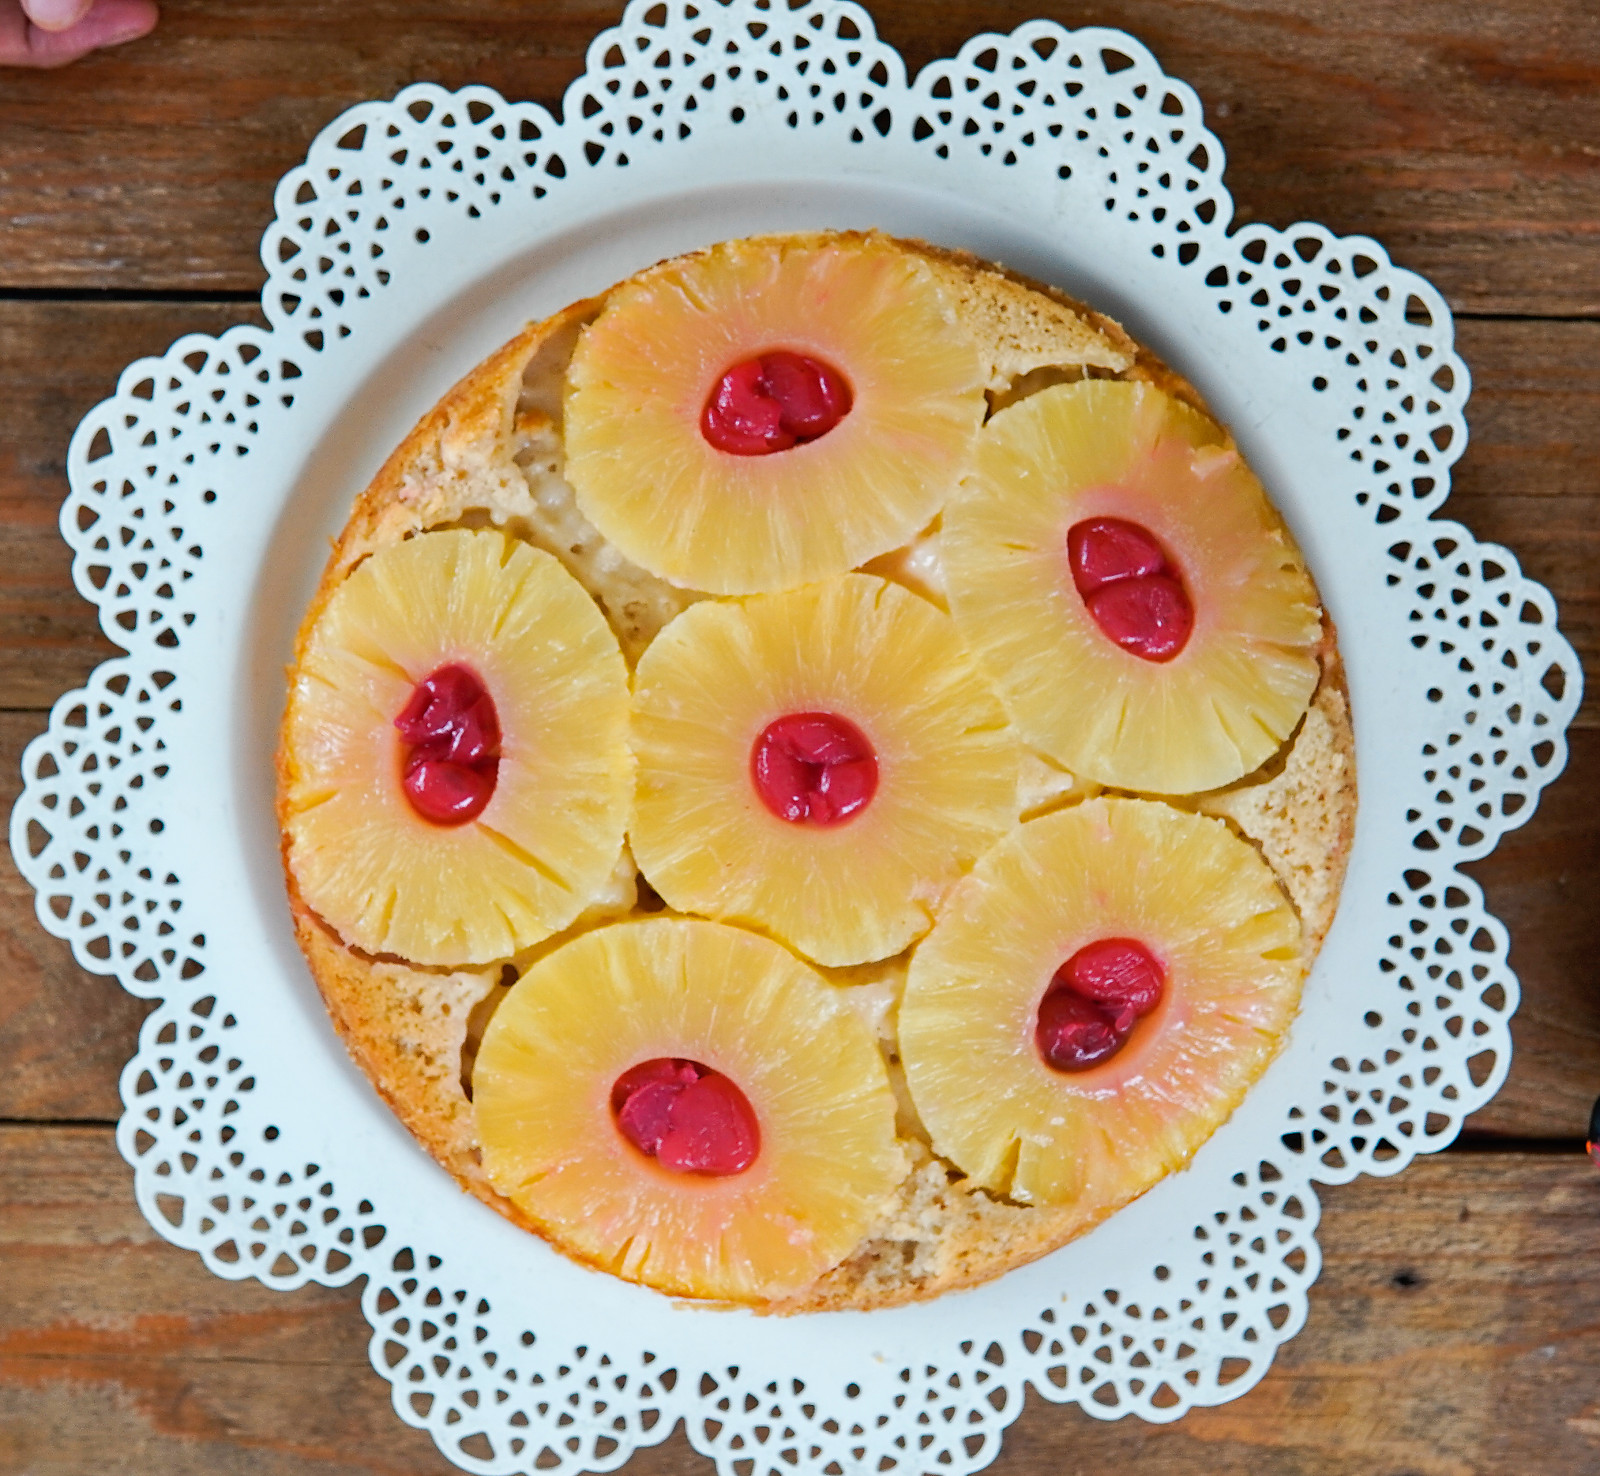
[[611, 1059, 760, 1177], [393, 663, 501, 826], [701, 350, 853, 456], [1037, 938, 1166, 1073], [750, 712, 878, 826], [1066, 516, 1193, 663]]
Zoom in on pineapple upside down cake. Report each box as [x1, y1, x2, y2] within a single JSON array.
[[277, 232, 1356, 1311]]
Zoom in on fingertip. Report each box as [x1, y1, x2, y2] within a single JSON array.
[[3, 0, 157, 65], [55, 0, 157, 56], [20, 0, 94, 33], [80, 0, 157, 48]]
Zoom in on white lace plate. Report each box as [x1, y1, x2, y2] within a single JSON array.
[[10, 1, 1582, 1471]]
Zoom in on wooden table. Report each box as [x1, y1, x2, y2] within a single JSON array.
[[2, 2, 1597, 1471]]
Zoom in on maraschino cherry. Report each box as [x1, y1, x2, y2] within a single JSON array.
[[1036, 937, 1166, 1072], [1067, 516, 1194, 662], [612, 1058, 760, 1176], [750, 712, 878, 826], [394, 663, 501, 825], [702, 350, 852, 455]]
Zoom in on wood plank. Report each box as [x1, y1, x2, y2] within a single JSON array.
[[4, 1128, 1597, 1473], [0, 1124, 474, 1475], [1463, 724, 1600, 1141], [0, 300, 261, 710], [1451, 318, 1600, 731], [0, 1, 1596, 313]]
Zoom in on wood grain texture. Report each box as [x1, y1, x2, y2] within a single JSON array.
[[0, 300, 260, 710], [5, 1129, 1597, 1475], [1463, 727, 1600, 1141], [0, 1125, 470, 1476], [1448, 319, 1600, 732], [0, 0, 1596, 312]]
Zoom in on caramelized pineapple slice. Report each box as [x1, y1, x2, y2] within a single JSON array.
[[473, 917, 904, 1304], [629, 575, 1020, 966], [281, 529, 632, 966], [943, 380, 1322, 794], [564, 234, 987, 594], [900, 797, 1302, 1214]]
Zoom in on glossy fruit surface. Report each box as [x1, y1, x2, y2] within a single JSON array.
[[943, 379, 1322, 793], [701, 350, 853, 455], [899, 797, 1302, 1210], [473, 918, 903, 1303], [1067, 517, 1193, 663], [281, 529, 632, 965], [1036, 937, 1166, 1070], [750, 711, 878, 826], [611, 1058, 761, 1177], [394, 663, 501, 825]]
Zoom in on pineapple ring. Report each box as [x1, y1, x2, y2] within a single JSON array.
[[473, 918, 904, 1304], [280, 529, 633, 966], [943, 379, 1323, 793], [899, 796, 1303, 1210], [563, 234, 988, 595], [629, 574, 1021, 967]]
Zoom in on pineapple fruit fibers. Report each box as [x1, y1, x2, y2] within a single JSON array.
[[278, 232, 1356, 1310]]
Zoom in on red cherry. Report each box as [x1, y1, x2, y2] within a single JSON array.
[[656, 1073, 760, 1176], [614, 1079, 683, 1157], [1084, 576, 1193, 663], [394, 663, 501, 826], [611, 1057, 702, 1107], [1036, 937, 1167, 1073], [400, 758, 497, 825], [703, 359, 790, 454], [438, 695, 498, 766], [758, 351, 851, 439], [750, 712, 878, 826], [1036, 988, 1124, 1072], [1053, 937, 1165, 1033], [702, 351, 852, 456], [1067, 517, 1168, 592], [1067, 516, 1194, 663], [611, 1058, 760, 1177], [612, 1059, 700, 1157], [395, 664, 484, 741]]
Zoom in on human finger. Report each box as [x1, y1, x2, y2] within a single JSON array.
[[0, 0, 155, 66]]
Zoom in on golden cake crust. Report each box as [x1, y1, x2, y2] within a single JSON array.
[[276, 232, 1357, 1312]]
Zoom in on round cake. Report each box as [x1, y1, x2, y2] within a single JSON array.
[[276, 231, 1356, 1312]]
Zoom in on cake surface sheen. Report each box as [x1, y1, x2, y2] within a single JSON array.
[[276, 232, 1356, 1313]]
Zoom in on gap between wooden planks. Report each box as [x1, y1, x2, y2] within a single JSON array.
[[0, 0, 1597, 312], [2, 1127, 1598, 1476]]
